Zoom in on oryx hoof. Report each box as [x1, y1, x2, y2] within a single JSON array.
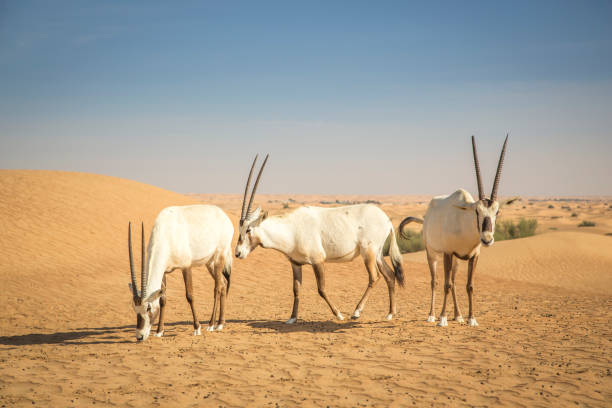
[[285, 317, 297, 324], [336, 312, 345, 321], [154, 330, 164, 338], [193, 326, 202, 336], [468, 318, 479, 327], [215, 324, 224, 331], [454, 316, 465, 324], [437, 316, 448, 327], [427, 315, 436, 323], [206, 325, 215, 332], [385, 313, 393, 321], [351, 310, 361, 319]]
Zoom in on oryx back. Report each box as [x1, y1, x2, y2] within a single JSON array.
[[288, 204, 392, 263], [153, 205, 233, 269]]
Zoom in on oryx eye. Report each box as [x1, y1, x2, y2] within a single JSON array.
[[246, 228, 252, 234], [147, 305, 151, 312]]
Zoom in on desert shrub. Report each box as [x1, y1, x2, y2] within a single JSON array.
[[605, 232, 612, 236], [383, 229, 424, 255], [494, 218, 538, 241], [571, 212, 578, 217], [548, 204, 554, 208], [282, 202, 290, 209], [551, 216, 561, 219], [549, 227, 558, 230], [578, 221, 596, 227]]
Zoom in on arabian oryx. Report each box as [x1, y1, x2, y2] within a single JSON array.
[[234, 155, 405, 323], [399, 135, 518, 327], [127, 205, 233, 341]]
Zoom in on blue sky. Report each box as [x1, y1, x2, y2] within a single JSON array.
[[1, 1, 611, 195]]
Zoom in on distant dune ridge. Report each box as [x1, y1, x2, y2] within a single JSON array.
[[1, 170, 610, 407], [404, 231, 612, 295]]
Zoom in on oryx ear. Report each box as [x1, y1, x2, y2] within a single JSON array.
[[262, 210, 268, 220], [453, 204, 470, 211], [247, 207, 262, 222], [502, 196, 521, 206], [145, 288, 165, 303]]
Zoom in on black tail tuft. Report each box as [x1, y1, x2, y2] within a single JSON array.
[[392, 257, 405, 288], [223, 264, 231, 294]]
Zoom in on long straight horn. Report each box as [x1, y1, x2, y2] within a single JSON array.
[[245, 154, 269, 218], [471, 136, 484, 200], [140, 222, 147, 300], [240, 155, 258, 223], [490, 134, 509, 202], [128, 223, 138, 298]]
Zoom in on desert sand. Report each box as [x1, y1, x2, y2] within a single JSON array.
[[1, 170, 611, 407]]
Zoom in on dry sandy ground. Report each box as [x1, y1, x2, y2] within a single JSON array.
[[1, 170, 611, 407]]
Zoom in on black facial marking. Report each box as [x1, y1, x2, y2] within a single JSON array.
[[136, 314, 145, 330], [482, 216, 492, 232]]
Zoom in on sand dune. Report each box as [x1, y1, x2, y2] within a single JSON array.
[[1, 171, 610, 407], [404, 231, 612, 295]]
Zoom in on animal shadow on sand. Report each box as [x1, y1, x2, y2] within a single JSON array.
[[0, 319, 367, 346], [242, 319, 361, 334], [0, 321, 190, 346]]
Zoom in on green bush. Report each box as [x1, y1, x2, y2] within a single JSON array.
[[571, 212, 578, 217], [383, 229, 425, 255], [578, 221, 595, 227], [494, 218, 538, 241]]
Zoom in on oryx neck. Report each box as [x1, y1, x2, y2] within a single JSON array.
[[256, 216, 294, 254], [143, 239, 168, 302]]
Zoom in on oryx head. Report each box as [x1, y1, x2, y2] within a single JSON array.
[[127, 222, 164, 342], [459, 135, 518, 247], [235, 154, 269, 259]]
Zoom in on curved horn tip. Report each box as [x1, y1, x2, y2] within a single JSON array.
[[245, 153, 270, 217], [240, 155, 259, 221]]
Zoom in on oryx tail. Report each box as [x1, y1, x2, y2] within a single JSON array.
[[222, 250, 233, 294], [399, 216, 424, 239], [387, 225, 405, 287]]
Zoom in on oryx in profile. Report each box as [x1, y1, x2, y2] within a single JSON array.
[[400, 135, 518, 327], [235, 155, 405, 323], [128, 205, 234, 341]]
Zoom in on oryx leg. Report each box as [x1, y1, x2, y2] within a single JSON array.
[[426, 250, 438, 322], [206, 263, 219, 332], [466, 254, 479, 327], [154, 274, 167, 337], [376, 257, 397, 320], [182, 268, 201, 335], [437, 253, 452, 327], [286, 261, 303, 324], [312, 263, 343, 321], [215, 260, 227, 330], [352, 249, 381, 319], [450, 257, 464, 323]]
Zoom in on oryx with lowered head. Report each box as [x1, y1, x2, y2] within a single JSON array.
[[128, 204, 234, 341], [399, 135, 518, 327], [235, 155, 405, 323]]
